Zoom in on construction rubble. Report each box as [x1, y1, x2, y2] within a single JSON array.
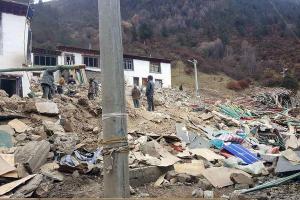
[[0, 84, 299, 199]]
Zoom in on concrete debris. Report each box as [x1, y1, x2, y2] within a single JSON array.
[[8, 119, 31, 133], [43, 121, 65, 136], [11, 174, 43, 198], [35, 102, 59, 116], [15, 140, 51, 173], [203, 190, 214, 199]]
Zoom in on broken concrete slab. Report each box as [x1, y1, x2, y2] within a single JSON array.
[[15, 140, 51, 173], [8, 119, 31, 133], [52, 132, 79, 154], [275, 151, 300, 173], [202, 167, 252, 188], [0, 155, 16, 176], [190, 148, 225, 161], [174, 160, 205, 177], [230, 173, 254, 185], [35, 102, 59, 116], [0, 174, 36, 196], [40, 163, 64, 182], [43, 121, 64, 136], [11, 174, 43, 198]]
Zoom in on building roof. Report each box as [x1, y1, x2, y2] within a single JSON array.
[[56, 45, 171, 63], [32, 48, 62, 56], [0, 0, 33, 19]]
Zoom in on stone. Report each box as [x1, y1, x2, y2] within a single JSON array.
[[78, 97, 89, 106], [35, 181, 54, 198], [93, 127, 99, 134], [23, 101, 37, 113], [8, 119, 31, 133], [165, 170, 178, 180], [29, 134, 43, 141], [204, 190, 214, 199], [198, 178, 214, 190], [15, 140, 51, 173], [192, 188, 204, 198], [72, 170, 80, 178], [43, 121, 64, 136], [229, 193, 250, 200], [11, 174, 43, 198], [53, 132, 79, 154], [230, 173, 254, 185], [129, 186, 136, 195], [35, 102, 59, 116], [129, 166, 168, 187], [60, 118, 73, 132], [170, 178, 177, 185], [234, 183, 250, 190], [177, 173, 192, 183], [15, 133, 27, 142], [138, 193, 150, 198]]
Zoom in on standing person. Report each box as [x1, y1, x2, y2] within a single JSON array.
[[131, 85, 141, 108], [88, 78, 96, 100], [146, 75, 155, 111], [41, 69, 55, 100], [67, 75, 76, 85]]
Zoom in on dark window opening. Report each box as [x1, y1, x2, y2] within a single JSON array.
[[155, 79, 163, 88], [34, 55, 57, 66], [150, 62, 161, 73], [83, 56, 99, 68], [133, 77, 139, 86], [0, 77, 22, 97], [124, 59, 134, 70]]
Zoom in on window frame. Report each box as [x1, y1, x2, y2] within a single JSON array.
[[33, 54, 57, 66], [150, 62, 162, 74], [83, 55, 99, 68], [124, 58, 134, 71]]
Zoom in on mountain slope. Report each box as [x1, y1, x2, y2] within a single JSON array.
[[31, 0, 300, 82]]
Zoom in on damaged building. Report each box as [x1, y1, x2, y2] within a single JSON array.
[[0, 0, 33, 97]]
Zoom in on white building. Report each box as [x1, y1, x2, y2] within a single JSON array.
[[32, 46, 172, 88], [0, 0, 33, 97]]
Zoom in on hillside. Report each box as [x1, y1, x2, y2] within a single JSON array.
[[31, 0, 300, 86]]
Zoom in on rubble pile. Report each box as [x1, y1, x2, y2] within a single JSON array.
[[0, 85, 299, 198]]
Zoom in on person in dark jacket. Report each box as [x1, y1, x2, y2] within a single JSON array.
[[145, 75, 155, 111], [67, 75, 76, 85], [41, 69, 56, 100], [132, 85, 141, 108], [88, 78, 97, 100]]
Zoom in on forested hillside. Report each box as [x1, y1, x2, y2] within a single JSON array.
[[31, 0, 300, 86]]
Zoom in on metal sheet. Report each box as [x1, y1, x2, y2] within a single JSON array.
[[224, 144, 259, 164]]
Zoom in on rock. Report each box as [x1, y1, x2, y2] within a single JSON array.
[[72, 170, 80, 178], [23, 101, 37, 113], [78, 97, 89, 106], [15, 133, 27, 142], [11, 174, 43, 198], [40, 163, 64, 182], [53, 132, 79, 154], [129, 186, 136, 195], [60, 118, 73, 132], [231, 173, 254, 185], [234, 183, 250, 190], [83, 124, 94, 132], [192, 188, 204, 198], [35, 102, 59, 116], [170, 178, 177, 185], [43, 121, 64, 136], [229, 193, 249, 200], [15, 140, 51, 173], [198, 178, 214, 190], [32, 126, 47, 140], [204, 190, 214, 199], [29, 134, 43, 141], [35, 181, 54, 198], [138, 193, 150, 198], [8, 119, 31, 133], [47, 152, 54, 160], [165, 170, 178, 180], [0, 90, 8, 97], [177, 173, 192, 183], [93, 127, 99, 134]]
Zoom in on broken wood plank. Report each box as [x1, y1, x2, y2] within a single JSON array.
[[0, 174, 36, 196], [174, 160, 205, 177]]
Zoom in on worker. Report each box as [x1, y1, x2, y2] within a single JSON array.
[[88, 78, 97, 100], [145, 75, 155, 111], [179, 84, 183, 91], [67, 75, 76, 85], [41, 69, 55, 100], [131, 85, 141, 108], [57, 77, 65, 94]]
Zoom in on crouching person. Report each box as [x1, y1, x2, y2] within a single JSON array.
[[132, 85, 141, 108]]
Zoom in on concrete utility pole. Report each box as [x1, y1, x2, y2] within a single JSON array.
[[188, 59, 200, 97], [98, 0, 129, 198]]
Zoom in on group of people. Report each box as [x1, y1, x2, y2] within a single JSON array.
[[131, 75, 155, 112], [40, 69, 98, 100]]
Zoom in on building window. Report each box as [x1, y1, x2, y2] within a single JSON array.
[[83, 56, 99, 68], [34, 55, 57, 66], [150, 62, 161, 73], [133, 77, 139, 86], [124, 59, 134, 70], [65, 54, 75, 65], [155, 79, 163, 88]]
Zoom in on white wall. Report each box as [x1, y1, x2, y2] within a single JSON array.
[[124, 59, 171, 88], [0, 13, 31, 97], [0, 13, 29, 67]]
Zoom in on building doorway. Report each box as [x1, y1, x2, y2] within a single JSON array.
[[0, 76, 22, 97], [133, 77, 139, 86]]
